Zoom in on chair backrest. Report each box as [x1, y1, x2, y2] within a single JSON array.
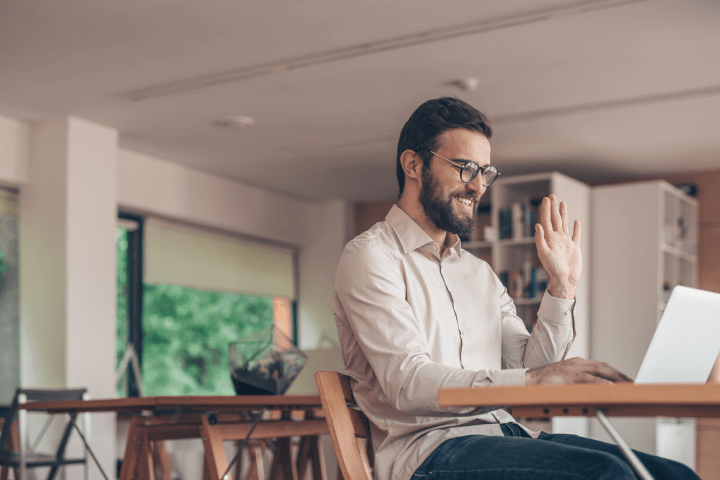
[[315, 371, 374, 480]]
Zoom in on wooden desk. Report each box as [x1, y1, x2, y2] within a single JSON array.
[[22, 395, 329, 480], [439, 383, 720, 418], [438, 383, 720, 480]]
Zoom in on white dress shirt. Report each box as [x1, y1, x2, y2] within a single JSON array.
[[332, 205, 576, 480]]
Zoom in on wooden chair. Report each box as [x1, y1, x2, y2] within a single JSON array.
[[314, 372, 374, 480]]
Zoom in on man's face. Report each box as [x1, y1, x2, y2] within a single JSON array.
[[418, 128, 491, 237]]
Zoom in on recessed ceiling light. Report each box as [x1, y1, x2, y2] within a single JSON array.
[[449, 77, 480, 92], [215, 116, 255, 128]]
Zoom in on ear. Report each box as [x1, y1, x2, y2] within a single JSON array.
[[400, 149, 424, 183]]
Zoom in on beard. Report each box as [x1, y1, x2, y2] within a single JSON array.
[[419, 167, 476, 237]]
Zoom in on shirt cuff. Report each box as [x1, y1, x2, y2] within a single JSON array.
[[537, 290, 576, 326], [487, 368, 528, 387]]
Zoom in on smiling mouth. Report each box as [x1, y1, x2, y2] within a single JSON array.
[[454, 196, 475, 211]]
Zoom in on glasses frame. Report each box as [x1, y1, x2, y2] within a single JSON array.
[[417, 149, 500, 186]]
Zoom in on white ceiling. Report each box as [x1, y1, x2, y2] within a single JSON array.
[[2, 0, 719, 201]]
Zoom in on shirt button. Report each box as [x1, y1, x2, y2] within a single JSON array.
[[565, 311, 570, 316], [431, 245, 437, 250]]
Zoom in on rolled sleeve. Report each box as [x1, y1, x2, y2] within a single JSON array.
[[482, 368, 527, 387], [522, 292, 577, 368]]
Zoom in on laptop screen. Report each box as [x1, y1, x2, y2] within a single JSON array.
[[635, 286, 720, 384]]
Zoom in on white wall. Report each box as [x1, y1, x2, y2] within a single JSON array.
[[117, 149, 316, 246], [297, 200, 348, 349], [0, 115, 29, 186]]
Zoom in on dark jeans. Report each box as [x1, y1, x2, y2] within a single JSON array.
[[411, 423, 699, 479]]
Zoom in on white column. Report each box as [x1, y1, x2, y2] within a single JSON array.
[[20, 116, 118, 479], [297, 200, 348, 349]]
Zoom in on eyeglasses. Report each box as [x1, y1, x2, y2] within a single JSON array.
[[418, 149, 500, 186]]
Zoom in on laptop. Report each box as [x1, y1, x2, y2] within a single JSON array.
[[635, 286, 720, 384]]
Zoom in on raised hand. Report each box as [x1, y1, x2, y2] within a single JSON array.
[[535, 194, 582, 300]]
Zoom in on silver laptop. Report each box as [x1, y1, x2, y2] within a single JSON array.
[[635, 286, 720, 384]]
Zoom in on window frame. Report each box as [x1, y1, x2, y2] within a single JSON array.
[[117, 211, 299, 397], [118, 212, 145, 397]]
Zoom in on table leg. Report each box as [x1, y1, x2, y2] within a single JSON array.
[[296, 412, 327, 480], [240, 440, 267, 480], [595, 409, 654, 480], [252, 441, 268, 480], [297, 436, 326, 480], [233, 440, 244, 480], [152, 441, 172, 480], [201, 415, 232, 480], [137, 427, 157, 480], [268, 411, 299, 480], [119, 417, 145, 480]]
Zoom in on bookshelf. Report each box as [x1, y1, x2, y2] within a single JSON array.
[[590, 180, 698, 467], [464, 171, 592, 437], [465, 172, 590, 338]]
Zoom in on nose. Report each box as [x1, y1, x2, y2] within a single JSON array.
[[467, 172, 486, 199]]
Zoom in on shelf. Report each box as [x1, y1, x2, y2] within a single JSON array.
[[463, 240, 492, 249], [660, 242, 697, 263]]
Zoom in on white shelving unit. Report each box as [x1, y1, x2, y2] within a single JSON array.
[[590, 180, 698, 468], [465, 171, 591, 437]]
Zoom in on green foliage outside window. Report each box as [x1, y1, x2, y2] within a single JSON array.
[[116, 228, 129, 397], [142, 285, 273, 396], [116, 226, 275, 397]]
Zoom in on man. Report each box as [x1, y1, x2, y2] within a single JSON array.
[[332, 97, 698, 479]]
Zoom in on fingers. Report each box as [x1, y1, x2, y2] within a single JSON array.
[[550, 195, 562, 232], [541, 196, 553, 233], [589, 362, 633, 383], [535, 223, 548, 251], [560, 201, 569, 236], [581, 373, 613, 384], [572, 220, 581, 245], [606, 364, 634, 383]]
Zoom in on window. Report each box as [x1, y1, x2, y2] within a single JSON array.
[[116, 215, 297, 396], [0, 189, 19, 404]]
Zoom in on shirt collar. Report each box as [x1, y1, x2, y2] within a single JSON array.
[[386, 205, 463, 257]]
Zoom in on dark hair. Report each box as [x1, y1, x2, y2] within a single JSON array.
[[396, 97, 492, 196]]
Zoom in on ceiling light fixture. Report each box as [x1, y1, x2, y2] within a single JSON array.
[[449, 78, 480, 92], [215, 116, 256, 128]]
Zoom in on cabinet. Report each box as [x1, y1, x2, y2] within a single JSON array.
[[464, 172, 591, 436], [590, 180, 698, 466]]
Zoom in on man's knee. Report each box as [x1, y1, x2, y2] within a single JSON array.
[[582, 451, 636, 479], [596, 452, 699, 480]]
